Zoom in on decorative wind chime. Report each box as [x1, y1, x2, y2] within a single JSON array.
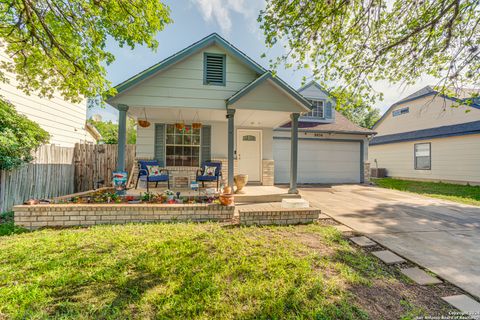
[[175, 110, 202, 132]]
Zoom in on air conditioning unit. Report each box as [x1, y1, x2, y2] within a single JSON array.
[[371, 168, 387, 178]]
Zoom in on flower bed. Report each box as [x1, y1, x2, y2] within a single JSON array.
[[53, 189, 220, 205]]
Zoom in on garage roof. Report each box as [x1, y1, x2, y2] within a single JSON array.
[[277, 111, 376, 135]]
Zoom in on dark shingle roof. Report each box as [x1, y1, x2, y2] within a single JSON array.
[[278, 110, 376, 135], [370, 120, 480, 145]]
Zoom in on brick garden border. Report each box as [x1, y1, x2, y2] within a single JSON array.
[[14, 203, 235, 230]]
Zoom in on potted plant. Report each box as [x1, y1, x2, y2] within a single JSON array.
[[163, 189, 175, 201]]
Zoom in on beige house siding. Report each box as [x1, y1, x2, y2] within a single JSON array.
[[370, 134, 480, 185], [0, 52, 94, 147], [376, 95, 480, 136], [108, 44, 258, 109]]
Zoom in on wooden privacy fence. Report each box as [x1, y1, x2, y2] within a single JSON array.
[[74, 143, 136, 193], [0, 145, 75, 212], [0, 144, 136, 212]]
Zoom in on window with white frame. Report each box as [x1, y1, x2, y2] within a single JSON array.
[[165, 124, 201, 167], [414, 143, 431, 170], [305, 100, 324, 118]]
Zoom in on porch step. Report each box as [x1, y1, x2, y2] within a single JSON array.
[[235, 192, 301, 203]]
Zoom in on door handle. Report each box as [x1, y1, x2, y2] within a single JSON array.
[[238, 154, 241, 160]]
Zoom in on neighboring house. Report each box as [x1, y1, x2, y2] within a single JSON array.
[[273, 82, 375, 184], [370, 86, 480, 185], [107, 33, 373, 188], [0, 51, 98, 146]]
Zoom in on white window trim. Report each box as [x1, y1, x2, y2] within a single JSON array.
[[304, 99, 325, 118], [414, 142, 431, 170]]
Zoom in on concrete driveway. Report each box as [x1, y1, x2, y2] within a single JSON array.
[[300, 184, 480, 298]]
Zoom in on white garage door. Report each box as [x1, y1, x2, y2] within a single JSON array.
[[273, 138, 361, 184]]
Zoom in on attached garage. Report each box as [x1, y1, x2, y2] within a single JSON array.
[[273, 138, 363, 184]]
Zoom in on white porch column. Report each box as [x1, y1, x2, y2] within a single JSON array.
[[227, 108, 235, 188], [117, 104, 129, 172], [289, 113, 300, 194]]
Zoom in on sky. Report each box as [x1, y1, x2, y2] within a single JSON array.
[[88, 0, 435, 123]]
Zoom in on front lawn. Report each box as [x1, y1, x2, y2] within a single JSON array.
[[0, 223, 452, 319], [373, 178, 480, 206]]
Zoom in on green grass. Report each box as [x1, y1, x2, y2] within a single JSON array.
[[0, 211, 28, 236], [373, 178, 480, 206], [0, 222, 416, 319]]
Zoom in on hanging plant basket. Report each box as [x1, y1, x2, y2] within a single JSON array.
[[192, 122, 202, 129], [138, 120, 151, 128], [175, 122, 185, 131], [138, 108, 151, 128]]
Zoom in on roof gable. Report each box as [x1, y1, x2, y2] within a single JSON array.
[[110, 33, 266, 98], [297, 81, 336, 101], [373, 86, 480, 130], [227, 72, 312, 112]]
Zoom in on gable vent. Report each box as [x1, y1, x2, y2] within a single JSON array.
[[204, 53, 226, 86]]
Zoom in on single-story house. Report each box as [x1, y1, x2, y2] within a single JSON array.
[[107, 33, 374, 190], [370, 86, 480, 185]]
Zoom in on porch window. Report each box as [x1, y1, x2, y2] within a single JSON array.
[[165, 124, 201, 167]]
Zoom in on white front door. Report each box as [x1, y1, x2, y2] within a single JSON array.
[[237, 129, 262, 181]]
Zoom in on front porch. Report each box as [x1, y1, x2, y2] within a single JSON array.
[[126, 184, 301, 203]]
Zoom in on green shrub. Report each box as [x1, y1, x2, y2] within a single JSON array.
[[0, 98, 50, 170]]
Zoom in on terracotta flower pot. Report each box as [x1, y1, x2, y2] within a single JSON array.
[[234, 174, 249, 194], [219, 193, 234, 206], [192, 122, 202, 129]]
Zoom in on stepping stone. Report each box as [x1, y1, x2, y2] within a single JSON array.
[[318, 214, 330, 220], [333, 225, 353, 232], [442, 295, 480, 319], [372, 250, 406, 265], [400, 267, 442, 285], [350, 236, 376, 247]]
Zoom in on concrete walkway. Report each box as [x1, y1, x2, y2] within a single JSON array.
[[300, 185, 480, 298]]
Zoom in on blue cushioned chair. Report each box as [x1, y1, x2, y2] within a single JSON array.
[[135, 160, 169, 192], [196, 161, 222, 189]]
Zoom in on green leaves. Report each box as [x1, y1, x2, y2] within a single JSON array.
[[259, 0, 480, 107], [0, 99, 50, 170], [88, 118, 136, 144], [0, 1, 172, 102]]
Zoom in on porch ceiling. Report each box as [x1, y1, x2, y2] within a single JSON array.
[[128, 106, 291, 128]]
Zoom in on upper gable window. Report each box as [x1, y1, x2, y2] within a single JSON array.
[[204, 53, 226, 86], [305, 99, 324, 118], [392, 107, 409, 117]]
